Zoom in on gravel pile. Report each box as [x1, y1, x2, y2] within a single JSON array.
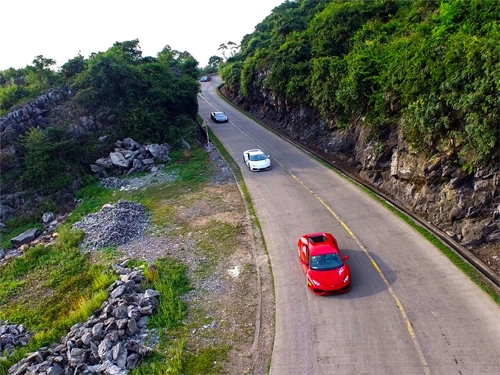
[[100, 177, 127, 190], [100, 169, 178, 191], [72, 145, 233, 257], [73, 200, 150, 252]]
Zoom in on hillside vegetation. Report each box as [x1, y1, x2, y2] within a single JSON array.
[[0, 40, 204, 227], [220, 0, 499, 167], [0, 147, 268, 374], [1, 40, 201, 141]]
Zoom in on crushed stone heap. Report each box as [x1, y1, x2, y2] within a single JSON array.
[[73, 200, 150, 252]]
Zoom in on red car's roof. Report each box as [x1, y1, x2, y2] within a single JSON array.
[[309, 242, 339, 256], [304, 233, 340, 256]]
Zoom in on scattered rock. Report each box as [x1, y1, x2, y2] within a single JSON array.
[[7, 266, 157, 375], [0, 322, 33, 358], [90, 138, 173, 178], [10, 228, 41, 247]]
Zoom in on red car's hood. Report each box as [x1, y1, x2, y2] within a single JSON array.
[[307, 266, 350, 290]]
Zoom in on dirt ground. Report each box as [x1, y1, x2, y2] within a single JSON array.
[[471, 242, 500, 277], [116, 147, 275, 375]]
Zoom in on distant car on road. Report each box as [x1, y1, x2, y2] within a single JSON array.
[[298, 232, 351, 295], [200, 76, 211, 82], [210, 111, 228, 123], [242, 149, 271, 171]]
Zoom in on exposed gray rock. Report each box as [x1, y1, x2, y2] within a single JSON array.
[[127, 306, 141, 321], [92, 323, 104, 338], [110, 285, 127, 299], [145, 143, 171, 163], [113, 342, 127, 369], [0, 322, 34, 356], [95, 158, 114, 169], [10, 228, 41, 247], [136, 317, 148, 329], [90, 138, 173, 178], [126, 353, 140, 370], [0, 89, 72, 143], [46, 364, 63, 375], [110, 152, 130, 169], [112, 306, 128, 320], [0, 204, 16, 221], [126, 319, 138, 336], [42, 212, 56, 224]]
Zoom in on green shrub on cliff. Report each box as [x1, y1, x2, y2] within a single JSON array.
[[221, 0, 500, 165]]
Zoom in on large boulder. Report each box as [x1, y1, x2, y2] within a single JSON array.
[[11, 228, 41, 247]]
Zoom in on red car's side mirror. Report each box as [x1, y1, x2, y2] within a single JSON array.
[[344, 255, 350, 261]]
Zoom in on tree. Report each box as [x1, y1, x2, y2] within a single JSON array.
[[60, 53, 87, 80], [0, 83, 26, 115], [112, 39, 143, 63], [24, 55, 59, 92], [20, 127, 51, 188], [218, 41, 240, 60], [32, 55, 56, 71], [207, 55, 223, 71]]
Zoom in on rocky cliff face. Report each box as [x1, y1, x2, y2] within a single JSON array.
[[221, 84, 500, 252], [0, 90, 184, 231], [0, 89, 117, 224], [0, 88, 113, 146]]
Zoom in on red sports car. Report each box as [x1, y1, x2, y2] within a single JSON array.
[[298, 232, 351, 295]]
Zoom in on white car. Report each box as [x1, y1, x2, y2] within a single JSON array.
[[243, 149, 271, 171]]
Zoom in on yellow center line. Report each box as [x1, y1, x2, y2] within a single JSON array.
[[278, 158, 430, 375]]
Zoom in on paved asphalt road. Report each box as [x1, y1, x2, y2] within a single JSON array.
[[198, 77, 500, 375]]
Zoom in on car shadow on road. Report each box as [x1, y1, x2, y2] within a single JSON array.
[[323, 248, 397, 300]]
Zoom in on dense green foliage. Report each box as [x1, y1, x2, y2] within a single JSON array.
[[19, 126, 94, 191], [0, 40, 205, 146], [220, 0, 500, 165], [0, 56, 62, 115], [70, 41, 201, 146]]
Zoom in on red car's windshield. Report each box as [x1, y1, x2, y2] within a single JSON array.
[[310, 253, 343, 270]]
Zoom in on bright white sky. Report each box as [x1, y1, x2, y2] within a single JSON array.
[[1, 0, 286, 71]]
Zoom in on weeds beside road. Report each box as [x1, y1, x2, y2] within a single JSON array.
[[0, 146, 275, 375]]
